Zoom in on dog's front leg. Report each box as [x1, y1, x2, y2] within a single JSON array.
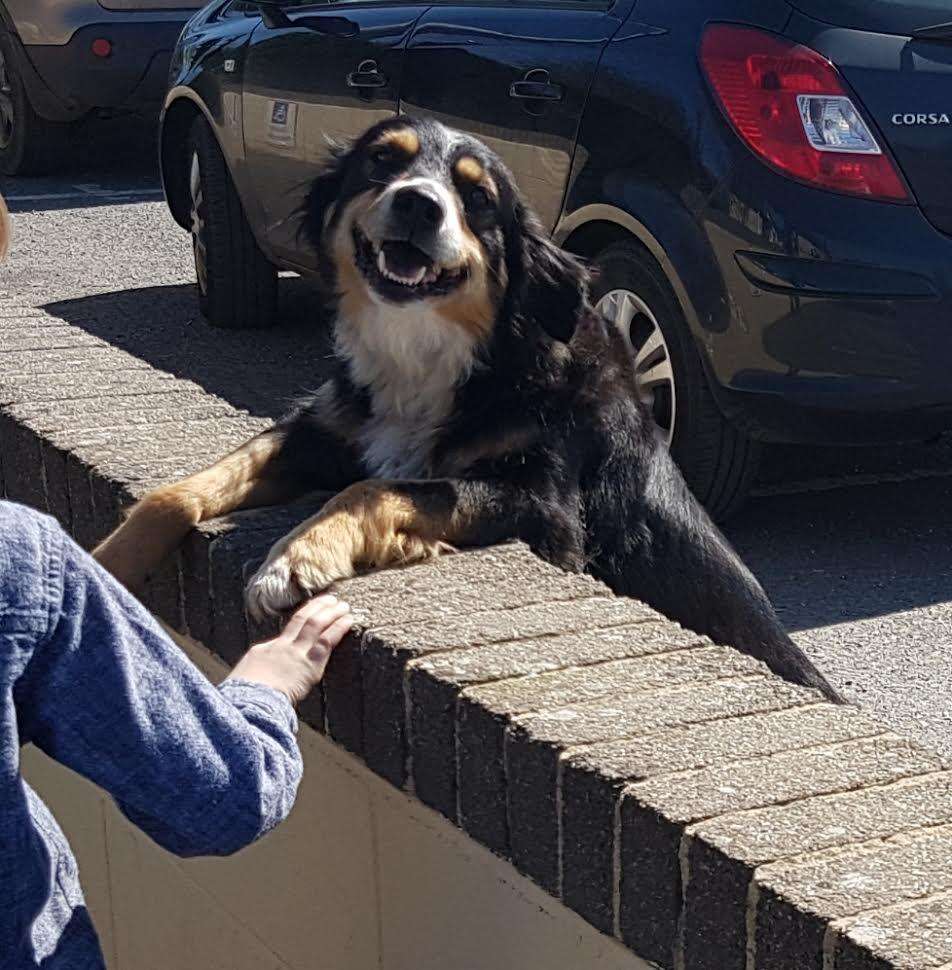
[[245, 479, 453, 618], [244, 477, 580, 619], [94, 429, 299, 591]]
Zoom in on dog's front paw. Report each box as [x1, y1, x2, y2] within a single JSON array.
[[245, 553, 307, 621], [244, 531, 357, 620]]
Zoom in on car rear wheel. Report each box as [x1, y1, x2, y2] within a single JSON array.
[[187, 116, 277, 329], [0, 34, 71, 176], [592, 240, 759, 520]]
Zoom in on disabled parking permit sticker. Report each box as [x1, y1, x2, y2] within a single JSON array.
[[267, 99, 298, 147]]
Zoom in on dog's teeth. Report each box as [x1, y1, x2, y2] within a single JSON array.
[[376, 248, 428, 286]]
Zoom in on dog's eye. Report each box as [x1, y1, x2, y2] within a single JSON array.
[[368, 147, 395, 168], [467, 187, 493, 212]]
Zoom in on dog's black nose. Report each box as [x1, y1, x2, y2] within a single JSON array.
[[392, 185, 445, 230]]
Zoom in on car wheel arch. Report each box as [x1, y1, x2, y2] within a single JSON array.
[[557, 205, 705, 340], [161, 91, 215, 231]]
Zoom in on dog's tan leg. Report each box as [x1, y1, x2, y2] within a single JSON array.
[[94, 429, 301, 591], [245, 479, 458, 618]]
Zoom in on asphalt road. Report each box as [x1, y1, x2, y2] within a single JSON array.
[[3, 123, 952, 761]]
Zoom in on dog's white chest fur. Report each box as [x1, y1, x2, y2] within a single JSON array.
[[335, 301, 478, 479]]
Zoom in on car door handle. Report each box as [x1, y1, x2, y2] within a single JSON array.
[[347, 59, 388, 89], [509, 78, 563, 101]]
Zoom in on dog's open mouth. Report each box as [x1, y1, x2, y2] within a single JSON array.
[[353, 228, 466, 302]]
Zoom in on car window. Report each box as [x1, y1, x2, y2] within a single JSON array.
[[788, 0, 952, 35], [221, 0, 261, 15]]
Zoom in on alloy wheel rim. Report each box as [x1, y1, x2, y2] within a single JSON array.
[[596, 288, 676, 445], [0, 50, 16, 151], [189, 151, 208, 296]]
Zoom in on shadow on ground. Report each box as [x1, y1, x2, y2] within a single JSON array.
[[45, 279, 335, 419], [726, 474, 952, 632], [0, 116, 161, 213]]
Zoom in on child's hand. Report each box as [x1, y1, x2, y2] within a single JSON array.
[[227, 595, 353, 704]]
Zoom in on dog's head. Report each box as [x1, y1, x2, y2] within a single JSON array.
[[305, 117, 587, 346]]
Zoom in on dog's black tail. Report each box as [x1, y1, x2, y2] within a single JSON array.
[[585, 439, 843, 704]]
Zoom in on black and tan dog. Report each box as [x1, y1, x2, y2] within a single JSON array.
[[95, 117, 838, 701]]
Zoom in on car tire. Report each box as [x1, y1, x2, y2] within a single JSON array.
[[0, 33, 71, 176], [591, 240, 759, 521], [187, 115, 278, 329]]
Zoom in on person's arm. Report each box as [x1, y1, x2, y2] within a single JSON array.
[[11, 505, 351, 857]]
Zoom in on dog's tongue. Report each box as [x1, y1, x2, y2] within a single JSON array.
[[380, 241, 431, 284]]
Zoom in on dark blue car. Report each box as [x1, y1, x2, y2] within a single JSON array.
[[161, 0, 952, 516]]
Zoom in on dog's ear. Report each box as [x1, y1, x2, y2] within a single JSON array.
[[504, 195, 589, 344], [301, 138, 350, 249]]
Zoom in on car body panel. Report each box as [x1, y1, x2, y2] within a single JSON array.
[[1, 0, 198, 119], [559, 0, 952, 443], [786, 0, 952, 36], [162, 0, 952, 446], [788, 13, 952, 237], [161, 5, 260, 228], [401, 1, 633, 231], [2, 0, 192, 46], [240, 3, 429, 269]]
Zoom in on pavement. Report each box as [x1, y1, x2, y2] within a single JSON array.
[[3, 121, 952, 764]]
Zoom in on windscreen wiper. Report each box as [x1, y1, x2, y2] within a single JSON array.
[[913, 20, 952, 40]]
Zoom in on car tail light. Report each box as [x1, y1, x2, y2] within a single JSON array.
[[700, 24, 910, 202], [91, 38, 112, 58]]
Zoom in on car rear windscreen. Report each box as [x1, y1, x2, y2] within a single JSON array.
[[788, 0, 952, 35]]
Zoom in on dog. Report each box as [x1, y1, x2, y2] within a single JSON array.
[[94, 116, 839, 702]]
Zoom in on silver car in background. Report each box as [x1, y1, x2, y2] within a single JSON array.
[[0, 0, 205, 174]]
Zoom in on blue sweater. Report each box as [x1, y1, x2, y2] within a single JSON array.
[[0, 502, 303, 969]]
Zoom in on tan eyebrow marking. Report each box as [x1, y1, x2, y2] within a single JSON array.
[[454, 156, 485, 183], [375, 127, 420, 157]]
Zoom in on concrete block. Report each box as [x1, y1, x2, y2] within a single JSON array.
[[622, 735, 944, 970], [66, 460, 97, 549], [468, 644, 754, 716], [138, 552, 184, 631], [513, 676, 817, 751], [831, 890, 952, 970], [456, 653, 787, 890], [39, 440, 71, 529], [683, 771, 952, 970], [0, 346, 153, 377], [207, 528, 277, 666], [374, 598, 657, 793], [498, 646, 766, 893], [323, 629, 366, 756], [342, 545, 607, 786], [755, 825, 952, 970], [0, 370, 187, 405], [0, 410, 47, 511], [561, 704, 882, 935], [408, 615, 695, 819]]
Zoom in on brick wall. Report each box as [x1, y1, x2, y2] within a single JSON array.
[[4, 296, 952, 969]]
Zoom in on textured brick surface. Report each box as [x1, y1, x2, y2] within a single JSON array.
[[465, 646, 767, 892], [832, 891, 952, 969], [561, 704, 883, 935], [337, 545, 607, 785], [5, 298, 952, 970], [409, 618, 701, 819], [623, 735, 943, 969], [755, 825, 952, 970]]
